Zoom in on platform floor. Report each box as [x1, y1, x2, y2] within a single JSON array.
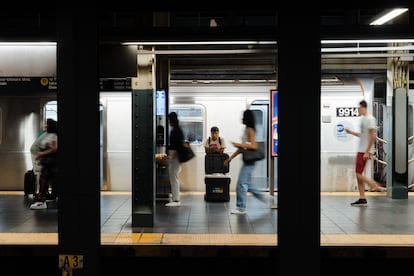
[[0, 191, 413, 247]]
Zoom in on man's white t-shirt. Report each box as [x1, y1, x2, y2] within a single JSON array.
[[358, 114, 376, 154]]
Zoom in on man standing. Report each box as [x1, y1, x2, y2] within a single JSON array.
[[345, 100, 386, 207]]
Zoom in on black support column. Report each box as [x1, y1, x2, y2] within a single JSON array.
[[132, 51, 156, 227], [57, 9, 101, 275], [278, 9, 321, 276]]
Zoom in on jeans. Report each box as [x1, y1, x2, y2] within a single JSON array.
[[235, 162, 263, 211]]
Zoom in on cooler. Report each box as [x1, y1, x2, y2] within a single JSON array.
[[204, 153, 231, 202]]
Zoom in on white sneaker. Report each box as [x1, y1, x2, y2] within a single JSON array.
[[30, 201, 47, 210], [165, 201, 181, 207], [231, 209, 246, 215]]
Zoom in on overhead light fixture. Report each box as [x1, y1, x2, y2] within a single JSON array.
[[322, 39, 414, 44], [322, 45, 414, 53], [369, 8, 409, 25], [122, 41, 277, 46], [0, 42, 56, 46]]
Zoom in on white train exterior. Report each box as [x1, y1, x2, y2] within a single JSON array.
[[1, 44, 413, 194], [100, 84, 275, 193]]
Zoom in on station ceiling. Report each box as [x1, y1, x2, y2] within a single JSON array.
[[1, 8, 412, 83]]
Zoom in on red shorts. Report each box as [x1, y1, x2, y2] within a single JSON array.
[[355, 152, 367, 174]]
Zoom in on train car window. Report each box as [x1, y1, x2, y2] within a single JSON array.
[[44, 100, 58, 121], [252, 109, 265, 141], [170, 105, 205, 145]]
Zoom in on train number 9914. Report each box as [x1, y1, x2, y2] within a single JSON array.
[[336, 107, 359, 117]]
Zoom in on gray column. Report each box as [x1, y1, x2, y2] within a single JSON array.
[[392, 87, 408, 199]]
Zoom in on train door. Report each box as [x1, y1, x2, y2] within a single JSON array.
[[250, 101, 269, 191], [408, 90, 414, 190], [99, 92, 132, 191], [99, 103, 104, 189], [372, 101, 387, 186]]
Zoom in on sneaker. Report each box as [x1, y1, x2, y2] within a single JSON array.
[[30, 201, 47, 210], [165, 201, 181, 207], [350, 198, 368, 207], [230, 209, 247, 214]]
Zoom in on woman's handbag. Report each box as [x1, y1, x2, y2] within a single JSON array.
[[178, 142, 195, 163], [242, 142, 265, 163]]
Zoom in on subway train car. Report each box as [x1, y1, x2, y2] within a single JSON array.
[[320, 77, 377, 192], [99, 84, 276, 193], [3, 76, 413, 194], [168, 84, 275, 193], [0, 91, 57, 191], [0, 44, 57, 191], [320, 77, 414, 192]]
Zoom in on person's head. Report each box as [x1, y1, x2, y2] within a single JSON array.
[[242, 109, 256, 129], [46, 119, 58, 134], [168, 112, 179, 127], [210, 126, 219, 141], [42, 118, 53, 130], [359, 100, 368, 116]]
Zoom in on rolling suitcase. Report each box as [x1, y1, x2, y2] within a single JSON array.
[[204, 153, 231, 202], [24, 169, 36, 196]]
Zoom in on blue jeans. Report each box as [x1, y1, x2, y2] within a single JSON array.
[[235, 162, 263, 212]]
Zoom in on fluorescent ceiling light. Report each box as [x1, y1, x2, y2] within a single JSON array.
[[0, 42, 56, 46], [322, 39, 414, 44], [322, 45, 414, 53], [369, 8, 408, 25], [122, 41, 277, 46]]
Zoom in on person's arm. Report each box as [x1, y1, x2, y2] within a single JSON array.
[[232, 128, 257, 150], [36, 140, 57, 160], [345, 128, 360, 137], [224, 128, 257, 166], [224, 148, 241, 166], [364, 128, 376, 159]]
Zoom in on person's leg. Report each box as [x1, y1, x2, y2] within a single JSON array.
[[245, 163, 265, 200], [356, 172, 366, 198], [358, 174, 385, 191], [351, 153, 368, 206], [168, 156, 181, 202], [48, 167, 58, 200], [32, 155, 42, 193], [354, 153, 367, 198], [235, 163, 254, 212]]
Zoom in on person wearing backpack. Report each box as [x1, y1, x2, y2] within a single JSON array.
[[204, 126, 226, 154]]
